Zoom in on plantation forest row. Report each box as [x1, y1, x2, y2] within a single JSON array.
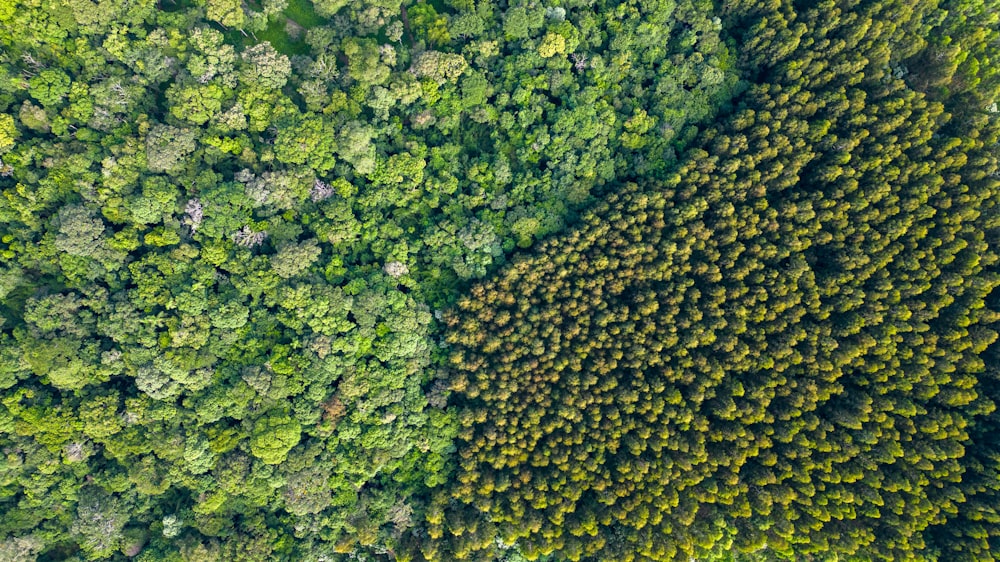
[[0, 0, 999, 560]]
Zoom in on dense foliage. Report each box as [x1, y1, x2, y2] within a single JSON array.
[[0, 0, 738, 560], [437, 0, 1000, 560], [1, 0, 999, 560]]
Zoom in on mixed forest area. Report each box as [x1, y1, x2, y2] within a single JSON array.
[[0, 0, 998, 560]]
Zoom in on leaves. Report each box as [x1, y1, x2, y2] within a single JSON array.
[[250, 412, 302, 465], [0, 0, 995, 560]]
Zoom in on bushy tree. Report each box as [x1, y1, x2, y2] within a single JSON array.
[[271, 239, 322, 279], [146, 124, 197, 174], [250, 412, 302, 465]]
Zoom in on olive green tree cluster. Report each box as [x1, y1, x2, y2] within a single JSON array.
[[0, 0, 744, 559], [430, 0, 1000, 560]]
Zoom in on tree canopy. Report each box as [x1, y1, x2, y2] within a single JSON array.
[[0, 0, 998, 560]]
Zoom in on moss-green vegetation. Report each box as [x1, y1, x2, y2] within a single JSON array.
[[437, 1, 1000, 560], [0, 0, 997, 561]]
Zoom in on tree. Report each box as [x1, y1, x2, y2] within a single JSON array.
[[343, 37, 391, 86], [250, 412, 302, 465], [537, 32, 566, 58], [0, 536, 44, 562], [410, 51, 468, 84], [146, 124, 197, 174], [55, 205, 106, 258], [502, 6, 543, 40], [283, 466, 333, 516], [206, 0, 245, 28], [0, 113, 16, 153], [273, 115, 338, 172], [167, 82, 226, 125], [28, 69, 71, 108], [71, 487, 129, 559], [337, 121, 376, 175], [240, 43, 291, 90], [271, 239, 322, 279], [18, 100, 49, 132]]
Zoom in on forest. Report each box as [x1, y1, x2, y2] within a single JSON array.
[[0, 0, 997, 560]]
